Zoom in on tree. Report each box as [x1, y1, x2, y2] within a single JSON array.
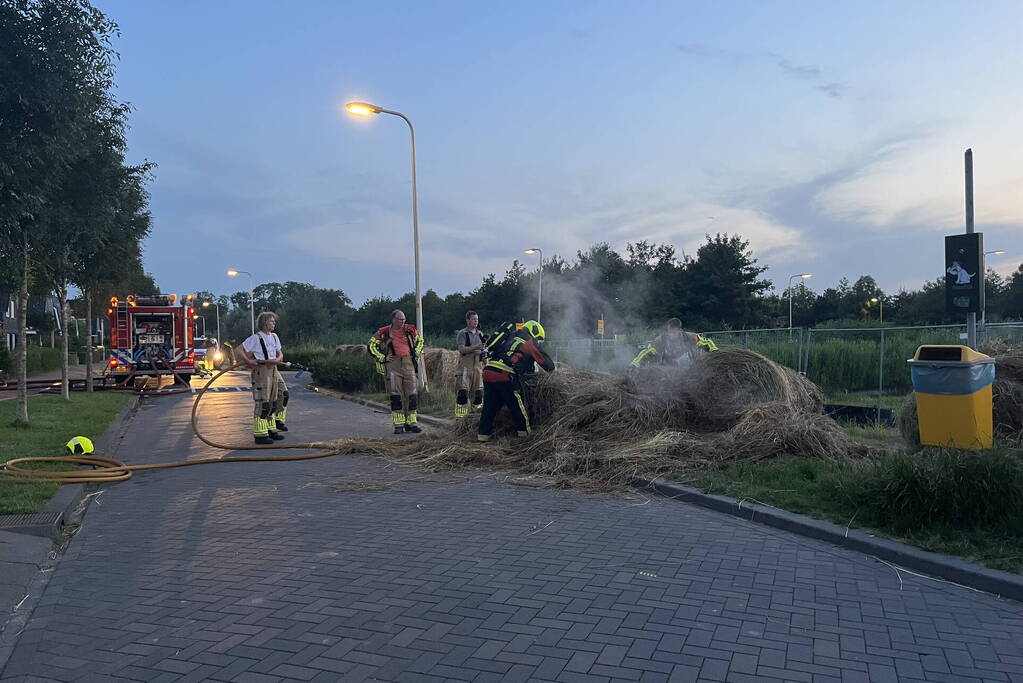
[[0, 0, 123, 420], [680, 234, 773, 329]]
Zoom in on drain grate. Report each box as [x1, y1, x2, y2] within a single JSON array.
[[0, 512, 61, 530]]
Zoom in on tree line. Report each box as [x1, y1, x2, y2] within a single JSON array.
[[200, 234, 1023, 349], [1, 0, 155, 422]]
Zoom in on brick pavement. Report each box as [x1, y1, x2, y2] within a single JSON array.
[[2, 373, 1023, 682]]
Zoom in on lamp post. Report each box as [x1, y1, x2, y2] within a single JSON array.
[[202, 300, 221, 343], [345, 101, 424, 366], [787, 273, 812, 329], [227, 269, 254, 335], [870, 296, 884, 324], [524, 248, 543, 323]]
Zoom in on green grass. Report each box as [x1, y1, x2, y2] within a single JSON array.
[[0, 392, 131, 514], [842, 422, 903, 449], [681, 447, 1023, 574], [828, 392, 908, 411], [362, 386, 457, 419]]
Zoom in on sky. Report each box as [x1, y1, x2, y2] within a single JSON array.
[[96, 0, 1023, 305]]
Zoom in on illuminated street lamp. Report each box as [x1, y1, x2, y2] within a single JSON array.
[[787, 273, 812, 329], [524, 248, 543, 323], [227, 269, 254, 335], [202, 300, 221, 343], [870, 296, 884, 324], [344, 101, 424, 384]]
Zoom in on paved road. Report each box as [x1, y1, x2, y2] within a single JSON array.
[[2, 372, 1023, 682]]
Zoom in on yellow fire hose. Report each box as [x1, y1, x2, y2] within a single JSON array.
[[0, 363, 348, 485]]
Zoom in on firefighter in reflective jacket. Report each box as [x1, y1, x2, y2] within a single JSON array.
[[369, 309, 426, 434], [477, 320, 555, 442], [630, 317, 717, 368]]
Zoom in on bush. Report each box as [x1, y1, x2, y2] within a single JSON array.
[[832, 448, 1023, 534], [308, 354, 379, 393]]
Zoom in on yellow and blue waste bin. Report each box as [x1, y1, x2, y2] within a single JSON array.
[[908, 345, 995, 449]]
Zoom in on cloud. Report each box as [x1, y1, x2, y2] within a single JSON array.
[[776, 59, 820, 80], [676, 44, 848, 99], [813, 130, 1023, 232]]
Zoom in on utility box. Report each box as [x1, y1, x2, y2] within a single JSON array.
[[908, 345, 994, 449]]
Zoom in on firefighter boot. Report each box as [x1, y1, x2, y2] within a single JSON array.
[[273, 399, 288, 432], [472, 389, 483, 411], [390, 394, 406, 434], [253, 417, 273, 445], [455, 389, 469, 418], [405, 395, 422, 433]]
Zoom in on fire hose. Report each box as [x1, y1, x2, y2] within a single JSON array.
[[0, 362, 348, 485]]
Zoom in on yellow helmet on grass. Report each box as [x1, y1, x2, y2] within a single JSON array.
[[65, 436, 94, 455]]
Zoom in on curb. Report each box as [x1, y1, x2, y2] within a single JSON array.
[[307, 385, 454, 428], [632, 477, 1023, 602]]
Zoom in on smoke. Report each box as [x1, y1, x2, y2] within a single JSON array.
[[515, 256, 665, 371]]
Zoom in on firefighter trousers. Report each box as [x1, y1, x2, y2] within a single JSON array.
[[385, 356, 418, 425], [252, 363, 289, 436], [477, 379, 529, 441], [455, 354, 484, 417]]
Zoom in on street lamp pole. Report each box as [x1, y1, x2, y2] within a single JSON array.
[[227, 269, 254, 335], [524, 248, 543, 322], [202, 300, 221, 342], [787, 273, 812, 329], [345, 102, 424, 379]]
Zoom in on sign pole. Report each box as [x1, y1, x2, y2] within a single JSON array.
[[965, 149, 977, 349]]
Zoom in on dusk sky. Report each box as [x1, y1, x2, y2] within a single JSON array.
[[97, 0, 1023, 304]]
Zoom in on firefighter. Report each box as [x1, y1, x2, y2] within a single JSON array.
[[369, 309, 425, 434], [630, 317, 717, 369], [238, 312, 290, 444], [477, 320, 555, 442], [454, 310, 486, 418]]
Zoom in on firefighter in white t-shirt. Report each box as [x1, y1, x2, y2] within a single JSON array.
[[238, 311, 289, 444]]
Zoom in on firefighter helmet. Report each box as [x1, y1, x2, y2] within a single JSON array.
[[65, 436, 95, 455], [523, 320, 545, 341]]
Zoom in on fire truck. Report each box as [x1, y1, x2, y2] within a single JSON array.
[[106, 294, 198, 385]]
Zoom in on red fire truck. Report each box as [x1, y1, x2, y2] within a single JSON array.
[[106, 294, 197, 385]]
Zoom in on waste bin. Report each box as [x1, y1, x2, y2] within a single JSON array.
[[908, 345, 994, 449]]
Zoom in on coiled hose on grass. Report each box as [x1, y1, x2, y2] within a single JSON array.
[[0, 363, 348, 485]]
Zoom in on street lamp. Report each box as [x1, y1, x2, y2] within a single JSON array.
[[524, 248, 543, 323], [870, 296, 884, 324], [344, 101, 424, 371], [202, 300, 221, 343], [787, 273, 812, 329], [227, 269, 254, 335]]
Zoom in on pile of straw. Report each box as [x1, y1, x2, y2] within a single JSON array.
[[325, 347, 860, 490], [899, 341, 1023, 445]]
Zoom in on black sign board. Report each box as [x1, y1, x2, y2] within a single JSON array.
[[945, 232, 984, 314]]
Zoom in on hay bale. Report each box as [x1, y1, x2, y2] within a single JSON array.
[[326, 349, 859, 492], [685, 348, 823, 431], [715, 402, 855, 463], [421, 348, 461, 389], [334, 344, 368, 356]]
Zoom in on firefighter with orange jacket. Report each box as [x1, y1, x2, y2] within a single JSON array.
[[477, 320, 555, 442], [369, 309, 425, 434]]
